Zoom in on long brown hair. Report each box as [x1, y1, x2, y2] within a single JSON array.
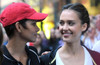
[[0, 24, 3, 64]]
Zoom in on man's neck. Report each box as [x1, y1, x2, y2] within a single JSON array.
[[6, 37, 27, 56]]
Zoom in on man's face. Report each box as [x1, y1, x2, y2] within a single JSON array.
[[19, 20, 40, 42]]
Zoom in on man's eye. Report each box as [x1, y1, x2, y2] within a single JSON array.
[[59, 21, 64, 25], [32, 23, 36, 26]]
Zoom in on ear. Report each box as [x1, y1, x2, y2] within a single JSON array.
[[15, 22, 22, 33], [82, 23, 87, 32]]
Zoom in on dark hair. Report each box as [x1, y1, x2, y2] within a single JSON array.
[[4, 19, 28, 38], [0, 25, 3, 64], [62, 3, 90, 34]]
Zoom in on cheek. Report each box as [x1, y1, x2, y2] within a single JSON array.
[[58, 25, 64, 30], [72, 26, 82, 36], [58, 26, 63, 34], [74, 25, 82, 31], [58, 27, 62, 31]]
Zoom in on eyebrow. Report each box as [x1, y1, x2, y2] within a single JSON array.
[[67, 20, 75, 22], [60, 20, 75, 22]]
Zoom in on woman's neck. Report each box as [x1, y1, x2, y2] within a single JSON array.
[[58, 41, 84, 65], [59, 41, 83, 55]]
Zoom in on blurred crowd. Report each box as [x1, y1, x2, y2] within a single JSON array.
[[81, 14, 100, 51]]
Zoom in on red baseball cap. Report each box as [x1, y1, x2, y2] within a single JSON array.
[[0, 2, 48, 27]]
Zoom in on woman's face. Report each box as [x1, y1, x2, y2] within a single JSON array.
[[59, 10, 87, 43]]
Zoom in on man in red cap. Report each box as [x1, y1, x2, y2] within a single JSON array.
[[0, 2, 48, 65]]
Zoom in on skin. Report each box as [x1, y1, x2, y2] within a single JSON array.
[[86, 24, 96, 45], [88, 27, 96, 38], [6, 20, 40, 65], [34, 34, 42, 54], [17, 20, 39, 42], [58, 9, 87, 65], [96, 15, 100, 31], [34, 34, 42, 46]]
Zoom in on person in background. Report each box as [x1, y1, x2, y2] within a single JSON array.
[[55, 28, 64, 47], [40, 3, 100, 65], [0, 2, 48, 65], [3, 31, 9, 45], [34, 34, 49, 56], [39, 31, 49, 48], [48, 28, 61, 51], [48, 28, 56, 50], [92, 15, 100, 53], [0, 24, 3, 64], [92, 40, 100, 53], [84, 21, 97, 49], [95, 14, 100, 40]]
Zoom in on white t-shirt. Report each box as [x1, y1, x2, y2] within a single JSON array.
[[84, 37, 98, 49], [92, 40, 100, 53], [56, 51, 64, 65], [97, 31, 100, 40], [56, 47, 93, 65]]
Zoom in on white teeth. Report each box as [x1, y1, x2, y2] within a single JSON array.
[[64, 33, 70, 34], [64, 33, 71, 34], [63, 31, 71, 33], [64, 33, 71, 35]]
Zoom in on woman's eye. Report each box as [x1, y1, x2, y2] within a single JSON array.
[[68, 21, 75, 26], [59, 21, 64, 25]]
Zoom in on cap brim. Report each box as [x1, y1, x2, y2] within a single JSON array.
[[27, 12, 48, 21]]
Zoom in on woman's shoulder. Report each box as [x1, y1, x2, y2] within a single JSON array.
[[92, 41, 100, 53], [84, 45, 100, 65]]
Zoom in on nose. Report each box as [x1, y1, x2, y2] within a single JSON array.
[[63, 23, 69, 30], [36, 25, 40, 32]]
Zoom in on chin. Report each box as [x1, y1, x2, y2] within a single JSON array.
[[63, 39, 72, 43], [27, 39, 36, 42], [31, 40, 36, 42]]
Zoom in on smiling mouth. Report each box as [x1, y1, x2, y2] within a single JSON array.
[[61, 30, 73, 38], [63, 33, 72, 37]]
